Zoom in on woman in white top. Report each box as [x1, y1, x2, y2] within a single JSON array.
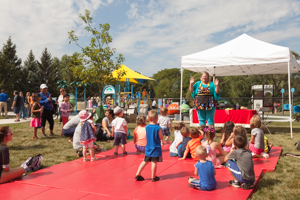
[[102, 109, 115, 141]]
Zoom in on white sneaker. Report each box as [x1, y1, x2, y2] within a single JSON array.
[[260, 152, 269, 159]]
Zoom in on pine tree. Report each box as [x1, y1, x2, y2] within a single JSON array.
[[24, 50, 40, 92], [0, 37, 23, 93]]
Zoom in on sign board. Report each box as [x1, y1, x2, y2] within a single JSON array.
[[104, 86, 116, 95], [291, 88, 295, 93]]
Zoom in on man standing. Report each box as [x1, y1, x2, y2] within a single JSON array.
[[39, 84, 54, 136], [11, 90, 21, 122], [0, 89, 10, 119]]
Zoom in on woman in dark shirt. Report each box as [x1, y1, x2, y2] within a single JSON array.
[[0, 126, 25, 184]]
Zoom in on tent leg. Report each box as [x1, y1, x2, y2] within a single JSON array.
[[180, 68, 183, 122], [288, 62, 293, 138]]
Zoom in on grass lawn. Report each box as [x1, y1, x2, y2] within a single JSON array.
[[4, 119, 300, 199]]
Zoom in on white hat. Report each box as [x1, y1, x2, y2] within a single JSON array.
[[114, 106, 123, 115], [78, 110, 92, 122], [40, 84, 48, 89]]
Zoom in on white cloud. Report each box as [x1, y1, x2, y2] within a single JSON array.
[[0, 0, 113, 62], [112, 0, 300, 75]]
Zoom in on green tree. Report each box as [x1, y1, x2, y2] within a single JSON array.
[[0, 37, 23, 93], [37, 48, 60, 96], [68, 9, 125, 93], [23, 50, 41, 92]]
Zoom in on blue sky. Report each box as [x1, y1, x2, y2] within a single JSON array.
[[1, 0, 300, 76]]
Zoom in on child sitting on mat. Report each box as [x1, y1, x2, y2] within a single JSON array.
[[169, 122, 185, 157], [249, 115, 268, 158], [133, 116, 147, 154], [220, 121, 235, 153], [157, 107, 172, 145], [179, 128, 202, 160], [261, 125, 273, 155], [135, 110, 163, 182], [188, 145, 217, 191], [177, 127, 192, 158], [224, 134, 255, 190], [226, 126, 248, 150], [112, 107, 128, 155], [202, 126, 227, 168]]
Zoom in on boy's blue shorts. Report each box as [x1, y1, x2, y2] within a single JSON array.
[[227, 160, 254, 184]]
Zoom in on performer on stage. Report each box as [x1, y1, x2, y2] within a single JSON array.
[[189, 72, 221, 127]]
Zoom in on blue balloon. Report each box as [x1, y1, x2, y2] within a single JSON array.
[[281, 88, 285, 93]]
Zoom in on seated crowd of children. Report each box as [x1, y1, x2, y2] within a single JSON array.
[[81, 106, 272, 191]]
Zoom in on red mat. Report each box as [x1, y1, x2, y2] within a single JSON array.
[[1, 142, 282, 200]]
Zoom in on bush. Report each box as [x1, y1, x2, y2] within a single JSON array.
[[292, 113, 300, 122]]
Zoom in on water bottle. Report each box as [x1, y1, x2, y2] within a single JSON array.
[[236, 103, 239, 110]]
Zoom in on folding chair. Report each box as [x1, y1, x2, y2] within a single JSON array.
[[258, 107, 272, 134]]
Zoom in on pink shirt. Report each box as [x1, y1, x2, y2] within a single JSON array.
[[60, 102, 70, 118], [133, 126, 147, 146]]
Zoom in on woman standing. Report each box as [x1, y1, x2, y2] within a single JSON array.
[[25, 92, 31, 118], [102, 109, 115, 141], [0, 126, 25, 183], [189, 72, 221, 127]]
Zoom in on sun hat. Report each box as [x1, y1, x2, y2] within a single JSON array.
[[78, 110, 92, 122], [114, 106, 123, 115], [40, 84, 48, 89]]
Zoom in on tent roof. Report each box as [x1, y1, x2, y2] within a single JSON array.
[[181, 33, 300, 76], [112, 64, 154, 84]]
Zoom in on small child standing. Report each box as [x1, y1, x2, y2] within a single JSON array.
[[177, 127, 192, 158], [249, 115, 266, 158], [79, 110, 98, 162], [202, 126, 227, 168], [133, 116, 147, 154], [30, 93, 44, 139], [60, 94, 73, 127], [225, 134, 255, 190], [188, 145, 217, 191], [179, 128, 202, 160], [169, 122, 185, 157], [112, 107, 128, 155], [135, 110, 163, 182], [220, 121, 235, 153], [157, 107, 172, 144]]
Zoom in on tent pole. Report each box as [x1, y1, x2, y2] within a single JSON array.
[[288, 61, 293, 138], [180, 68, 183, 122]]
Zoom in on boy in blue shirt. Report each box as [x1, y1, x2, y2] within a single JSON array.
[[188, 145, 217, 191], [135, 110, 163, 182]]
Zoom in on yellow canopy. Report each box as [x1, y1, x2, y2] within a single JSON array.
[[112, 64, 154, 84]]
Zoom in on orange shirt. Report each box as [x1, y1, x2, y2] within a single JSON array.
[[134, 126, 147, 146], [186, 135, 203, 160]]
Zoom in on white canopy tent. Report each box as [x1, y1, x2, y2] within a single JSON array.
[[180, 33, 300, 138]]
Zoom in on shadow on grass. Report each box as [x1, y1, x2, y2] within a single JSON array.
[[9, 144, 47, 150]]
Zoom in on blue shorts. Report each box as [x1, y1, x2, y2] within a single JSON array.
[[197, 108, 215, 125], [227, 160, 254, 184], [189, 177, 201, 190], [135, 144, 145, 152], [114, 132, 127, 146], [161, 127, 170, 136], [13, 107, 20, 114]]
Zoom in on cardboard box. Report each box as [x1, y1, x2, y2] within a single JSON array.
[[124, 113, 137, 123]]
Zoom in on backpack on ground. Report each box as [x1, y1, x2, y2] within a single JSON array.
[[295, 141, 300, 150], [21, 154, 43, 173]]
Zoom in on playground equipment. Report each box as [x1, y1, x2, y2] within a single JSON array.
[[252, 85, 274, 112]]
